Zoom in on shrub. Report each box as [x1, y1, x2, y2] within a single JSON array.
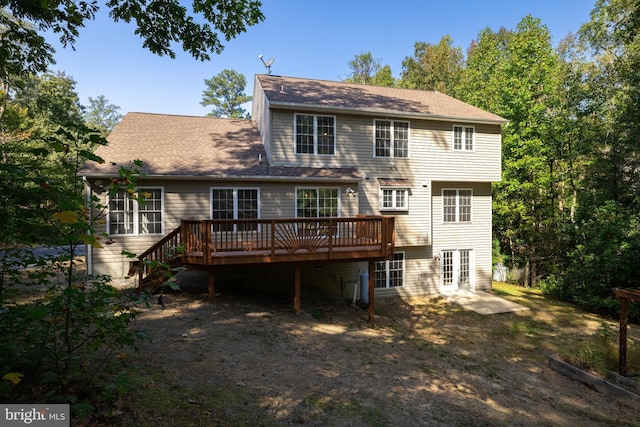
[[0, 270, 149, 416]]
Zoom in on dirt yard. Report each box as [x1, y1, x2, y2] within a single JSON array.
[[121, 283, 640, 426]]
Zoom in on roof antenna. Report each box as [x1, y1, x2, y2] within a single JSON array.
[[258, 54, 275, 75]]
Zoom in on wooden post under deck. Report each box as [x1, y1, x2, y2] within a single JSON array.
[[294, 266, 301, 314], [619, 296, 629, 376], [208, 270, 215, 303], [368, 260, 375, 322]]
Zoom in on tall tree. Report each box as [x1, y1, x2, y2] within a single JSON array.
[[553, 0, 640, 312], [201, 69, 251, 118], [370, 64, 396, 87], [460, 16, 563, 284], [344, 52, 395, 86], [399, 35, 464, 95], [0, 72, 95, 242], [84, 95, 122, 135]]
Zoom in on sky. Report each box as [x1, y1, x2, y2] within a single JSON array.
[[45, 0, 595, 117]]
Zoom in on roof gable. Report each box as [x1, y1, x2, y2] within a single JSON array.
[[256, 74, 507, 124]]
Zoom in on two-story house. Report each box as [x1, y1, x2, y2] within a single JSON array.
[[80, 74, 506, 313]]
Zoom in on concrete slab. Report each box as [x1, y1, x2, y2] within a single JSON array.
[[445, 290, 530, 315]]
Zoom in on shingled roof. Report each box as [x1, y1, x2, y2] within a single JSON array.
[[80, 112, 359, 180], [255, 75, 507, 124]]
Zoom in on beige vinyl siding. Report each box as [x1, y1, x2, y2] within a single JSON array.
[[431, 181, 493, 291], [299, 246, 439, 299], [267, 109, 499, 249], [268, 110, 501, 181], [88, 178, 360, 277], [251, 77, 272, 161]]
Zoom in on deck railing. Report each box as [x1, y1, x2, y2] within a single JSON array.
[[137, 216, 394, 287], [181, 216, 394, 262]]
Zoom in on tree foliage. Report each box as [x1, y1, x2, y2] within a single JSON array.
[[200, 69, 251, 118], [399, 35, 464, 95], [84, 95, 123, 135], [1, 0, 264, 66], [344, 52, 395, 86]]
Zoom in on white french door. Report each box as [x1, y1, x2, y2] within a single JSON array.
[[441, 249, 474, 293]]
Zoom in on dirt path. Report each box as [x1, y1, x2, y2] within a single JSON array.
[[124, 286, 640, 426]]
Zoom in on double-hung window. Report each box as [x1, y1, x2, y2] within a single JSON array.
[[380, 188, 409, 211], [211, 188, 259, 231], [453, 125, 474, 151], [375, 252, 404, 288], [295, 114, 335, 155], [442, 189, 472, 223], [108, 188, 163, 235], [374, 120, 409, 158]]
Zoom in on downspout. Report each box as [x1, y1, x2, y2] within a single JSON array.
[[83, 176, 93, 276]]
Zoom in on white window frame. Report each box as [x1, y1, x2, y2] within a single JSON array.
[[373, 119, 410, 158], [295, 187, 340, 218], [380, 187, 409, 212], [294, 114, 336, 156], [210, 188, 260, 232], [107, 187, 164, 236], [375, 252, 405, 288], [453, 125, 475, 151], [442, 188, 473, 223], [441, 249, 475, 289]]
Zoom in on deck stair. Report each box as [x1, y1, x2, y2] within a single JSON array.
[[135, 216, 395, 296]]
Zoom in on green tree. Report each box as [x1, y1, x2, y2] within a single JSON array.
[[1, 0, 264, 66], [547, 0, 640, 316], [200, 69, 251, 118], [460, 16, 563, 284], [84, 95, 122, 135], [344, 52, 395, 86], [370, 64, 396, 87], [0, 72, 94, 243], [399, 35, 464, 95]]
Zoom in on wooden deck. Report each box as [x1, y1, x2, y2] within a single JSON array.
[[136, 216, 395, 320]]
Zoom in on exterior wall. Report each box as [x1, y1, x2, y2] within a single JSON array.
[[251, 77, 272, 161], [268, 109, 501, 182], [431, 181, 493, 291], [88, 105, 500, 298], [88, 178, 360, 278], [267, 109, 501, 250]]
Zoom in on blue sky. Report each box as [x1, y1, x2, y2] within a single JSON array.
[[46, 1, 595, 117]]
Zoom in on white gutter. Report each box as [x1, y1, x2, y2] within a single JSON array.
[[81, 173, 363, 182]]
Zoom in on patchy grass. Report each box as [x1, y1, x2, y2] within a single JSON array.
[[113, 283, 640, 426]]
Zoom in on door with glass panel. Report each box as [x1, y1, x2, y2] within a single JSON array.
[[441, 249, 473, 293]]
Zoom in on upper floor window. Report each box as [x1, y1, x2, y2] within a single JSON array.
[[453, 125, 474, 151], [380, 188, 409, 211], [374, 120, 409, 158], [211, 188, 259, 231], [443, 189, 472, 223], [296, 188, 339, 218], [108, 188, 163, 236], [295, 114, 335, 155]]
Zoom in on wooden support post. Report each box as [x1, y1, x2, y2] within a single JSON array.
[[208, 270, 215, 303], [294, 266, 301, 314], [619, 296, 629, 376], [368, 260, 375, 323]]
